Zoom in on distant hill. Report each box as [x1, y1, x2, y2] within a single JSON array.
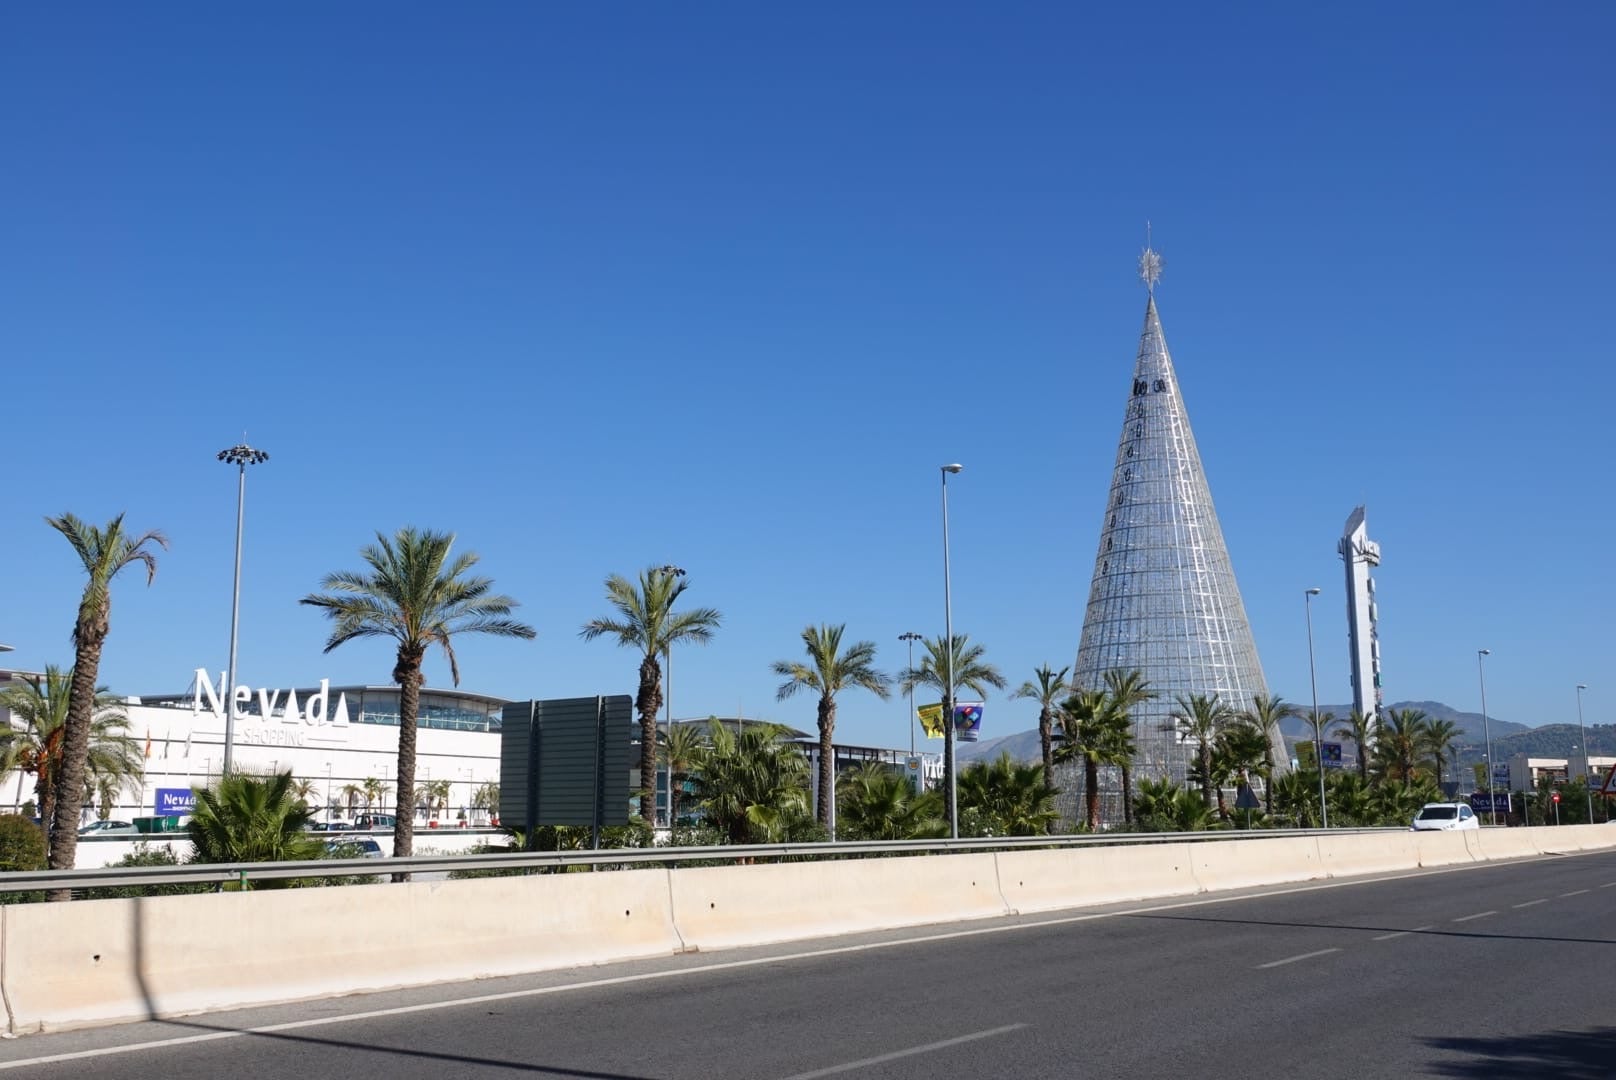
[[959, 700, 1552, 768]]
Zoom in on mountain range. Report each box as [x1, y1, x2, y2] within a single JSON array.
[[957, 701, 1613, 771]]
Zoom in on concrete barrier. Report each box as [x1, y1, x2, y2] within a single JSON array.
[[668, 853, 1006, 952], [1411, 830, 1477, 868], [12, 826, 1616, 1035], [2, 869, 682, 1034], [1467, 828, 1542, 861], [1189, 836, 1324, 892], [996, 843, 1200, 914], [1316, 830, 1419, 878]]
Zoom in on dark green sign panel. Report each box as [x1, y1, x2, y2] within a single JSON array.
[[500, 695, 632, 832]]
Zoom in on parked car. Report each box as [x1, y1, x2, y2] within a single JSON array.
[[354, 814, 397, 831], [78, 820, 139, 836], [1411, 802, 1480, 832], [324, 838, 385, 859]]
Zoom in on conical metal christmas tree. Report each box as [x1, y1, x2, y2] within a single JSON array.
[[1073, 247, 1273, 787]]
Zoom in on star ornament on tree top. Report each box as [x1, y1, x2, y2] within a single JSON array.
[[1139, 246, 1164, 292]]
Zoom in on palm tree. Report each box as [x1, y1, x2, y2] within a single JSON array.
[[771, 624, 891, 833], [1170, 693, 1235, 813], [339, 783, 364, 819], [688, 720, 810, 844], [1421, 717, 1463, 788], [361, 776, 391, 814], [1102, 669, 1155, 824], [188, 770, 323, 881], [301, 527, 535, 864], [0, 666, 143, 842], [1238, 694, 1299, 816], [1332, 709, 1372, 781], [836, 762, 947, 840], [955, 753, 1058, 836], [1218, 721, 1270, 822], [471, 781, 500, 821], [898, 634, 1006, 830], [1373, 707, 1428, 786], [428, 777, 453, 819], [42, 512, 166, 883], [1055, 688, 1132, 830], [289, 777, 320, 808], [579, 567, 721, 823], [660, 723, 706, 827], [1011, 664, 1070, 783]]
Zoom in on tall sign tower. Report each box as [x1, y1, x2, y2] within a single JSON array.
[[1074, 246, 1275, 783], [1337, 507, 1383, 731]]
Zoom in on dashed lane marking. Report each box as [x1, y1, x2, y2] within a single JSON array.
[[1257, 948, 1341, 970], [1452, 911, 1497, 923]]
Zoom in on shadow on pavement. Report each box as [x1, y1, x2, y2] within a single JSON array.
[[1119, 910, 1616, 947], [143, 1016, 663, 1079], [1421, 1027, 1616, 1078]]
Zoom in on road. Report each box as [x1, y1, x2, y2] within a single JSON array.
[[5, 849, 1614, 1079]]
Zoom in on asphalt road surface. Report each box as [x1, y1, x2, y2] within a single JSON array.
[[5, 850, 1614, 1079]]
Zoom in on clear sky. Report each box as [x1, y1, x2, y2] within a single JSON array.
[[4, 4, 1612, 751]]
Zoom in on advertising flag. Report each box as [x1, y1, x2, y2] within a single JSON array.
[[917, 703, 946, 739], [953, 702, 984, 742]]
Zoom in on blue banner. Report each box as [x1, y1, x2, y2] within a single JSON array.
[[953, 702, 983, 742], [155, 788, 196, 816]]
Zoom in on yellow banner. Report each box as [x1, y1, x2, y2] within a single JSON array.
[[917, 703, 946, 739]]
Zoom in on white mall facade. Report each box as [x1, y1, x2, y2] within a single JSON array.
[[4, 668, 506, 827]]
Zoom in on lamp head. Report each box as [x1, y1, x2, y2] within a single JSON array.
[[1479, 648, 1491, 657], [1306, 587, 1321, 596], [941, 464, 963, 474], [1578, 683, 1588, 690]]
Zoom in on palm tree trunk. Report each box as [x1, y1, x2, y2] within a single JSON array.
[[1085, 758, 1101, 831], [1039, 708, 1053, 779], [1357, 740, 1368, 782], [1263, 749, 1275, 816], [38, 776, 56, 849], [392, 647, 424, 878], [1215, 785, 1229, 821], [1121, 764, 1134, 826], [635, 654, 662, 824], [46, 638, 105, 894], [817, 695, 835, 835], [1199, 744, 1215, 810]]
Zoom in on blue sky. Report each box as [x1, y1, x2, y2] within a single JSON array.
[[4, 4, 1612, 749]]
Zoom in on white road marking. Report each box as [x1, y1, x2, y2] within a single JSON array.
[[1600, 882, 1616, 889], [1512, 899, 1549, 908], [1, 852, 1610, 1072], [778, 1024, 1027, 1079], [1559, 889, 1590, 897], [1257, 948, 1341, 969], [1372, 925, 1433, 941], [1452, 911, 1497, 923]]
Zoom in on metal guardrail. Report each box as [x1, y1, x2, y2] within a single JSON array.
[[0, 827, 1402, 894]]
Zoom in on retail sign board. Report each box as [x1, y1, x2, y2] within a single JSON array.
[[500, 695, 632, 831], [154, 788, 196, 815]]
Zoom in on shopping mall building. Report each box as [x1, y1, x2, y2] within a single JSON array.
[[0, 666, 931, 829], [1, 666, 506, 826]]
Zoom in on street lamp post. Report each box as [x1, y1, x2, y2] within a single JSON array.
[[1577, 684, 1592, 822], [899, 632, 922, 756], [1478, 649, 1495, 826], [217, 442, 269, 776], [656, 565, 686, 829], [1304, 588, 1328, 829], [940, 464, 963, 840]]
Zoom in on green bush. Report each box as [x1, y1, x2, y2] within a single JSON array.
[[78, 844, 212, 900], [0, 814, 47, 905], [0, 814, 46, 872]]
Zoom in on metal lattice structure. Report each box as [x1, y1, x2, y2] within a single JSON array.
[[1073, 253, 1273, 786]]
